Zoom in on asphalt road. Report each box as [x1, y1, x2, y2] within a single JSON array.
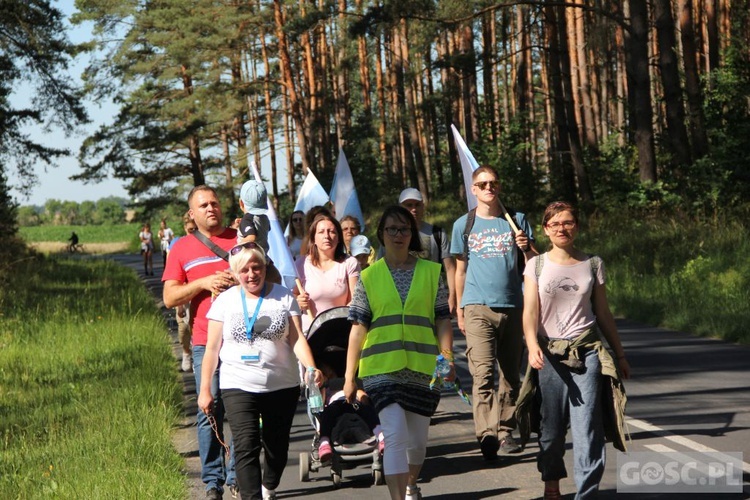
[[114, 254, 750, 499]]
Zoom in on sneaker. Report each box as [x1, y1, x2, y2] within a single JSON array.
[[405, 485, 422, 500], [228, 484, 238, 499], [206, 488, 222, 500], [479, 434, 499, 461], [318, 441, 333, 463], [499, 433, 523, 454], [378, 438, 385, 455], [181, 353, 192, 372], [262, 486, 277, 500]]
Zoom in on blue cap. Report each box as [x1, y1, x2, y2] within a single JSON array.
[[240, 180, 268, 215]]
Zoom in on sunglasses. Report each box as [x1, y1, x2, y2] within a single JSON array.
[[229, 242, 258, 256], [473, 180, 500, 191]]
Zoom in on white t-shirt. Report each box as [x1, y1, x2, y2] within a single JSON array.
[[524, 253, 605, 340], [207, 283, 302, 393]]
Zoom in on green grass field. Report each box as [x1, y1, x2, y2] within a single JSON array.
[[18, 223, 143, 244], [0, 255, 186, 499]]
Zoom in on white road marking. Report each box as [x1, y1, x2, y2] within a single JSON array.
[[628, 417, 750, 474]]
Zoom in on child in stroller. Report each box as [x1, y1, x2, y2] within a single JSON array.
[[299, 306, 385, 487], [317, 362, 385, 463]]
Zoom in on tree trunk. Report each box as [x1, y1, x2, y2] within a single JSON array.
[[574, 0, 598, 150], [558, 5, 593, 203], [273, 0, 312, 174], [625, 0, 658, 183], [678, 0, 710, 158], [654, 0, 693, 167], [545, 4, 578, 202]]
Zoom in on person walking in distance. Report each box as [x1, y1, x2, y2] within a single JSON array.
[[162, 185, 237, 499], [449, 166, 538, 461]]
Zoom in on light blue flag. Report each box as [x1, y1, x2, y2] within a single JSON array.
[[284, 170, 331, 238], [250, 162, 298, 290], [329, 148, 365, 231], [451, 123, 480, 210]]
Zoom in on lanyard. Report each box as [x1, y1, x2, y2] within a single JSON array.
[[240, 284, 265, 341]]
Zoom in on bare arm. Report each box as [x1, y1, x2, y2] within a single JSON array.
[[443, 255, 457, 316], [592, 281, 630, 379], [288, 314, 322, 385], [454, 256, 467, 335], [162, 271, 236, 309], [197, 320, 223, 414], [436, 317, 456, 381], [522, 275, 544, 370], [344, 322, 368, 403]]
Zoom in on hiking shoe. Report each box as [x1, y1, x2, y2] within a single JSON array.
[[405, 485, 422, 500], [318, 441, 333, 463], [499, 433, 523, 454], [181, 353, 192, 372], [479, 434, 499, 461], [206, 488, 222, 500], [228, 484, 238, 499]]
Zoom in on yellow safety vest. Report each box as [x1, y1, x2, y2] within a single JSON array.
[[359, 258, 441, 377]]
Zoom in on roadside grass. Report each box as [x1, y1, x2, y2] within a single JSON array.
[[0, 255, 186, 499], [19, 224, 142, 253], [578, 217, 749, 344]]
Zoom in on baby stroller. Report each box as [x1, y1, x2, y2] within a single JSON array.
[[299, 306, 384, 488]]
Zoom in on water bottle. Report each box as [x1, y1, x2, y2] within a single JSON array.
[[306, 367, 324, 414], [435, 354, 454, 389]]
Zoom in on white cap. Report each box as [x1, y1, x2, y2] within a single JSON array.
[[398, 188, 423, 204], [349, 235, 372, 257]]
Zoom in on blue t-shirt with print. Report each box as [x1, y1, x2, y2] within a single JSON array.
[[449, 211, 534, 309]]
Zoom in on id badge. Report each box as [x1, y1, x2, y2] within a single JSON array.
[[241, 349, 260, 365]]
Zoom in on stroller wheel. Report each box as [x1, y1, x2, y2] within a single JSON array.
[[299, 452, 311, 482], [331, 471, 342, 488], [373, 469, 385, 485]]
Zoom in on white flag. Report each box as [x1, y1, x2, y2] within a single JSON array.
[[283, 170, 331, 238], [329, 148, 365, 231], [250, 162, 298, 290], [451, 124, 481, 210]]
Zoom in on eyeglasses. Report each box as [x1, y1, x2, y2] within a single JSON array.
[[292, 218, 303, 223], [473, 180, 500, 191], [546, 221, 576, 230], [229, 242, 258, 256], [384, 226, 412, 237]]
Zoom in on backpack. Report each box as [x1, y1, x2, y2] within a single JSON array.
[[461, 207, 526, 275], [432, 224, 443, 263]]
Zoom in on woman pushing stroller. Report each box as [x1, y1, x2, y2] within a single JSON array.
[[345, 206, 455, 500]]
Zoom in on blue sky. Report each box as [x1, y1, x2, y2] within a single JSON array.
[[10, 0, 130, 207]]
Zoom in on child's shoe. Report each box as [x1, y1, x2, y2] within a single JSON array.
[[318, 441, 333, 463]]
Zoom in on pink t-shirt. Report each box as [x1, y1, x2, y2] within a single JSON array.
[[162, 228, 237, 345], [524, 253, 605, 340], [295, 255, 360, 331]]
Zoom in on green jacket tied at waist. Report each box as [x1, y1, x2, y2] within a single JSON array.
[[359, 258, 441, 377], [515, 327, 629, 452]]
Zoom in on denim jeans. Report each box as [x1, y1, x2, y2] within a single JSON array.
[[192, 345, 236, 492], [222, 386, 300, 500], [537, 347, 605, 499]]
